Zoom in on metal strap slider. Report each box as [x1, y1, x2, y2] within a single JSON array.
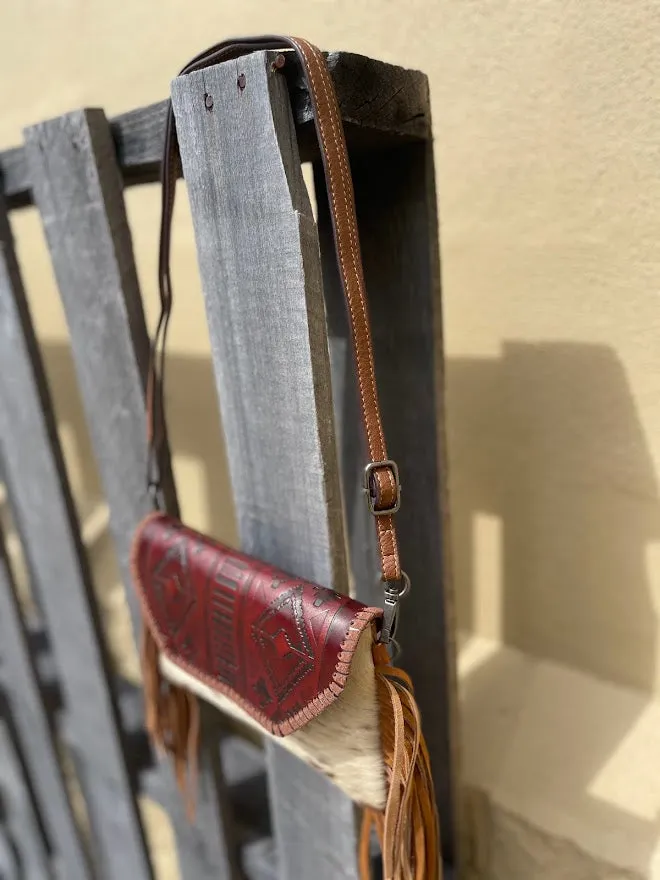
[[363, 459, 401, 515]]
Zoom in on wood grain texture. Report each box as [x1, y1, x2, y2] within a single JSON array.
[[0, 820, 18, 880], [0, 516, 90, 880], [0, 200, 153, 880], [1, 51, 430, 209], [315, 138, 462, 866], [22, 108, 175, 648], [242, 838, 278, 880], [172, 51, 361, 880], [0, 717, 51, 880], [23, 109, 242, 880]]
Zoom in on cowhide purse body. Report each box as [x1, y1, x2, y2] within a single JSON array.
[[132, 36, 440, 880]]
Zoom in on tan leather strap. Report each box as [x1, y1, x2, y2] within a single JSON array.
[[148, 36, 404, 592]]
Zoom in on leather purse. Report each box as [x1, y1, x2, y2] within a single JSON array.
[[132, 36, 441, 880]]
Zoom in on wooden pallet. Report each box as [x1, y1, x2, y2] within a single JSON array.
[[0, 50, 459, 879]]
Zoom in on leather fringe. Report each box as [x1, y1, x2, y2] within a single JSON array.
[[360, 643, 442, 880], [142, 621, 440, 873], [141, 624, 199, 818]]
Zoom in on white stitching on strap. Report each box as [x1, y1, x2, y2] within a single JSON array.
[[292, 39, 400, 576], [297, 42, 397, 506], [293, 39, 383, 458]]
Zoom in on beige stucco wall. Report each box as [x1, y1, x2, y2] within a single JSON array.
[[3, 1, 660, 697]]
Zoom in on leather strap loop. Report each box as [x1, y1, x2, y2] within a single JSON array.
[[148, 36, 402, 584]]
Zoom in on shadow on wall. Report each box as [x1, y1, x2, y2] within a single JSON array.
[[40, 341, 237, 544], [450, 342, 660, 875], [44, 336, 660, 694], [38, 342, 236, 683], [449, 341, 660, 695]]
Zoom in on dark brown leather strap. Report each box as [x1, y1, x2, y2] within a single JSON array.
[[147, 36, 405, 600]]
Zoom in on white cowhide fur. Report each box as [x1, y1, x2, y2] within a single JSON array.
[[161, 626, 387, 810]]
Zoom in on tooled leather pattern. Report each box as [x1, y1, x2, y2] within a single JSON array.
[[133, 513, 380, 729]]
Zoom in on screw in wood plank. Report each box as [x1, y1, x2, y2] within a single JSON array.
[[271, 54, 286, 72], [204, 93, 214, 111]]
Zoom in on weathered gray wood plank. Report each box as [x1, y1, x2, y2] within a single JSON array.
[[23, 108, 242, 880], [241, 838, 278, 880], [0, 716, 51, 880], [1, 51, 430, 209], [0, 200, 153, 879], [22, 109, 175, 653], [0, 516, 90, 880], [172, 52, 361, 880], [316, 140, 462, 867], [0, 825, 18, 880]]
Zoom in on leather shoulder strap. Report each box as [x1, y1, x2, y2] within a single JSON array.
[[147, 37, 406, 621]]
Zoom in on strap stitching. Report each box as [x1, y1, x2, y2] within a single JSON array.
[[293, 39, 400, 578], [292, 39, 377, 458], [298, 41, 398, 508]]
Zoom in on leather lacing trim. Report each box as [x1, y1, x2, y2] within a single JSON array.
[[131, 512, 382, 738]]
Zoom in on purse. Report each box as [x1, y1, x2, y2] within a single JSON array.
[[132, 36, 441, 880]]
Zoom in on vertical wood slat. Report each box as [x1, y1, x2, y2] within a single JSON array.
[[0, 717, 51, 880], [0, 511, 90, 880], [316, 142, 461, 864], [0, 201, 153, 880], [23, 109, 241, 880], [172, 52, 361, 880], [0, 826, 18, 880]]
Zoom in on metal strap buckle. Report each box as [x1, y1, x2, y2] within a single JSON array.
[[363, 459, 401, 515]]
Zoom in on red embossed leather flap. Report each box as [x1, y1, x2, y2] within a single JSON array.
[[131, 513, 382, 735]]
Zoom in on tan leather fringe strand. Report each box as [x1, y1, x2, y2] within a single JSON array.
[[141, 624, 199, 818], [142, 615, 440, 868], [360, 643, 441, 880]]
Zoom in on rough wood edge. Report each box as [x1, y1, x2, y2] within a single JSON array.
[[0, 51, 430, 209]]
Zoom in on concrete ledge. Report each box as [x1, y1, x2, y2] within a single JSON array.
[[460, 635, 660, 878]]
